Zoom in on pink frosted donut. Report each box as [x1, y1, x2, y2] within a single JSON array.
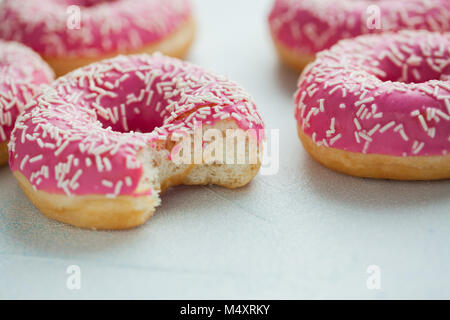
[[0, 40, 54, 165], [295, 30, 450, 180], [0, 0, 195, 76], [9, 53, 265, 230], [269, 0, 450, 70]]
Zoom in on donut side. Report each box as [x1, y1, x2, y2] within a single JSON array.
[[0, 40, 54, 165], [294, 31, 450, 180], [0, 141, 8, 166], [14, 171, 160, 230], [298, 126, 450, 180], [13, 120, 261, 230], [9, 54, 265, 230], [0, 0, 196, 77], [269, 0, 450, 71], [45, 17, 196, 77], [271, 35, 315, 71]]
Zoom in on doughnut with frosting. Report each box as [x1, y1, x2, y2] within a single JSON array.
[[0, 40, 54, 165], [269, 0, 450, 70], [0, 0, 195, 76], [9, 54, 265, 229], [295, 31, 450, 180]]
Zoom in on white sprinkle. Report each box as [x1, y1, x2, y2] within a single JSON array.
[[20, 155, 30, 170], [354, 132, 361, 143], [412, 141, 425, 154], [368, 124, 381, 136], [29, 154, 44, 163], [101, 180, 113, 188], [329, 134, 342, 146], [353, 118, 362, 130], [355, 97, 374, 107], [379, 121, 395, 133]]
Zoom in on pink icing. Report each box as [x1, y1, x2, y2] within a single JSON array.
[[269, 0, 450, 55], [294, 31, 450, 157], [9, 54, 265, 197], [0, 40, 54, 143], [0, 0, 192, 58]]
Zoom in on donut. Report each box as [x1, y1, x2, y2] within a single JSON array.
[[269, 0, 450, 70], [0, 0, 195, 77], [9, 53, 265, 230], [294, 30, 450, 180], [0, 40, 54, 166]]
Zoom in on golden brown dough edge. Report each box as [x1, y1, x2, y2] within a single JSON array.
[[270, 33, 315, 72], [13, 118, 262, 233], [14, 171, 159, 230], [44, 17, 196, 77], [13, 160, 261, 230], [0, 141, 8, 166], [298, 125, 450, 180]]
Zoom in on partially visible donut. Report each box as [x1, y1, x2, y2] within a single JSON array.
[[269, 0, 450, 70], [9, 53, 265, 230], [0, 0, 195, 76], [295, 31, 450, 180], [0, 40, 54, 165]]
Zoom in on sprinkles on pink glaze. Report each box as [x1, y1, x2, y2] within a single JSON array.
[[9, 53, 265, 198], [0, 40, 54, 143], [269, 0, 450, 55], [294, 31, 450, 157], [0, 0, 192, 57]]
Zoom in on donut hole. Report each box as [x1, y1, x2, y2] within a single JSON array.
[[370, 42, 449, 84], [94, 102, 165, 134], [88, 72, 166, 134], [376, 59, 449, 84]]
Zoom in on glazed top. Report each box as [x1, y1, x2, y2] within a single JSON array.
[[295, 31, 450, 157], [9, 54, 264, 197], [269, 0, 450, 55], [0, 0, 192, 57], [0, 40, 54, 143]]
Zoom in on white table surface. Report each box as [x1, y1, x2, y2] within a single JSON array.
[[1, 0, 450, 299]]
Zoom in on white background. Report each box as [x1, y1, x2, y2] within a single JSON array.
[[1, 0, 450, 299]]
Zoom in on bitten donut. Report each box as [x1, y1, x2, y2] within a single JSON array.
[[269, 0, 450, 71], [0, 0, 195, 76], [295, 31, 450, 180], [0, 40, 54, 165], [9, 53, 265, 230]]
